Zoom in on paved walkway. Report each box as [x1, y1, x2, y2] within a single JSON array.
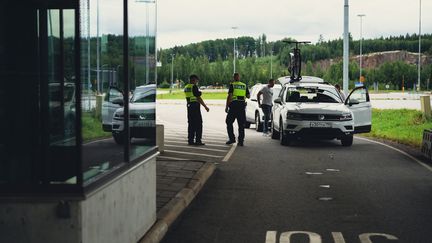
[[141, 119, 236, 242]]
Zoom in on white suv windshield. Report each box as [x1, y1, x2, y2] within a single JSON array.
[[286, 87, 341, 103], [131, 90, 156, 103]]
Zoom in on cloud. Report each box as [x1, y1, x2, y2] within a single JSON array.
[[157, 0, 432, 48]]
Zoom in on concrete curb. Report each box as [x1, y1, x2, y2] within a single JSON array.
[[139, 162, 216, 243]]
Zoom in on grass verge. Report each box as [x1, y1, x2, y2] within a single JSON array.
[[363, 109, 432, 148], [157, 91, 227, 100], [82, 112, 111, 142]]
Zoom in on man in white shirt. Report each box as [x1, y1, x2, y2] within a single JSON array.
[[257, 79, 275, 135]]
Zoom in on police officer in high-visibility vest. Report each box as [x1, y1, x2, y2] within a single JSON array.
[[225, 73, 250, 146], [184, 74, 210, 145]]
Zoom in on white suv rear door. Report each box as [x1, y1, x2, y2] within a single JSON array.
[[345, 86, 372, 133]]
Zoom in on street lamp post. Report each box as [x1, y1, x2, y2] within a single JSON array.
[[231, 26, 238, 74], [170, 54, 175, 94], [357, 14, 366, 82], [270, 49, 273, 79], [417, 0, 422, 91], [343, 0, 350, 96]]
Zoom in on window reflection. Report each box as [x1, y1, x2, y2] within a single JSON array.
[[129, 0, 157, 160], [46, 9, 78, 184], [81, 0, 125, 183]]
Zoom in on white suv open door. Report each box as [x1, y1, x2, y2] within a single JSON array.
[[345, 86, 372, 133]]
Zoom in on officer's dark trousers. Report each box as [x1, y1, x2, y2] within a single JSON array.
[[226, 101, 246, 142], [187, 102, 202, 143]]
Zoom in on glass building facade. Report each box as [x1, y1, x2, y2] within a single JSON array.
[[0, 0, 157, 196]]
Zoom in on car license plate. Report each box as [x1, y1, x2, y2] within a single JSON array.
[[310, 122, 331, 128], [132, 120, 155, 127]]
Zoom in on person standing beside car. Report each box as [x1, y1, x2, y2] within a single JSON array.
[[225, 73, 250, 146], [335, 84, 346, 102], [184, 74, 210, 145], [257, 79, 275, 135]]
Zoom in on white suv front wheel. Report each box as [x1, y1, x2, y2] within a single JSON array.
[[271, 121, 279, 139], [279, 118, 291, 146], [341, 134, 353, 146]]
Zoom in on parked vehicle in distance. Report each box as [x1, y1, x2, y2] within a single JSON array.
[[246, 83, 282, 132], [102, 84, 156, 144], [271, 76, 371, 146], [49, 82, 76, 144]]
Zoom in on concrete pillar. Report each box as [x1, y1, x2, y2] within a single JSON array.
[[156, 124, 164, 152], [420, 95, 431, 118], [95, 94, 104, 120]]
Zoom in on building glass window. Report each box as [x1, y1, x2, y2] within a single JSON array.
[[46, 8, 78, 184], [81, 0, 126, 184], [128, 0, 157, 161], [0, 0, 157, 195]]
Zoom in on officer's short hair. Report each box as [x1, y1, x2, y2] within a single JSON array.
[[190, 74, 199, 81], [269, 79, 275, 83], [233, 73, 239, 78]]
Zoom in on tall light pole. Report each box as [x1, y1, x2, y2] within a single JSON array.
[[270, 49, 273, 79], [136, 0, 156, 84], [170, 54, 175, 94], [231, 26, 238, 73], [96, 0, 100, 93], [357, 14, 366, 82], [343, 0, 350, 95], [417, 0, 422, 91]]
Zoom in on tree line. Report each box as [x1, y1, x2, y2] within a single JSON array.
[[157, 33, 432, 90]]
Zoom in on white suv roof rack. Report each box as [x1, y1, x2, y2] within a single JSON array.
[[277, 76, 326, 85]]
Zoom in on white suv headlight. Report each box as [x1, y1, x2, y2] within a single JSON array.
[[287, 112, 302, 120], [340, 113, 352, 121], [113, 113, 124, 120]]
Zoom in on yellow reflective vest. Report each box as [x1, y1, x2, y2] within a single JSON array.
[[184, 84, 198, 103], [231, 81, 247, 101]]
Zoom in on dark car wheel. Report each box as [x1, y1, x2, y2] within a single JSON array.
[[341, 134, 353, 146], [113, 132, 125, 145]]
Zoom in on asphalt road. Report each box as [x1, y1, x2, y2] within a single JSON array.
[[158, 103, 432, 243]]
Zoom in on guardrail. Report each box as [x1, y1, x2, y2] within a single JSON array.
[[421, 129, 432, 160]]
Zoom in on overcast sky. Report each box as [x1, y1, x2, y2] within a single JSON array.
[[157, 0, 431, 49]]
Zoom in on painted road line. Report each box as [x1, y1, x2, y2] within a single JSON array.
[[222, 143, 237, 162], [165, 140, 231, 148], [164, 150, 223, 158], [164, 144, 228, 153], [83, 138, 112, 145], [165, 130, 226, 135], [166, 134, 227, 140], [157, 156, 189, 161], [356, 136, 432, 173], [165, 138, 230, 146]]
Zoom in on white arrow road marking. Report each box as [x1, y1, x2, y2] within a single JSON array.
[[359, 233, 398, 243], [279, 231, 322, 243], [265, 231, 277, 243], [332, 232, 347, 243]]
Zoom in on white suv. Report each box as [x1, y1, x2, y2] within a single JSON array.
[[271, 76, 371, 146], [102, 84, 156, 144], [246, 83, 282, 132]]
